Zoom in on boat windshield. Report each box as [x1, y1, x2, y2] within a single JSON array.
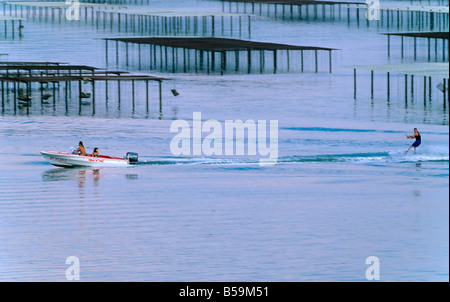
[[65, 147, 77, 154]]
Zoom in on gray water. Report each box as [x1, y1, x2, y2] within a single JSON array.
[[0, 0, 448, 281]]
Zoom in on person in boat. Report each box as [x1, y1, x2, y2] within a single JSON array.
[[92, 147, 99, 157], [76, 141, 87, 156], [406, 128, 421, 153]]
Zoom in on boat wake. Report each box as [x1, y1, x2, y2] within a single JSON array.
[[136, 149, 449, 166], [279, 151, 449, 164]]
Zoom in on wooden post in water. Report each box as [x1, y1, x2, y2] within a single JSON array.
[[172, 47, 176, 73], [40, 82, 44, 103], [300, 50, 304, 72], [131, 80, 135, 108], [314, 50, 318, 73], [328, 50, 332, 73], [92, 80, 95, 104], [286, 50, 290, 72], [105, 40, 108, 66], [183, 48, 187, 73], [211, 51, 215, 73], [423, 76, 427, 103], [404, 74, 408, 103], [78, 80, 82, 104], [138, 44, 142, 70], [428, 77, 432, 102], [159, 80, 162, 113], [259, 50, 264, 74], [370, 70, 374, 99], [401, 36, 404, 58], [105, 80, 109, 106], [221, 51, 226, 75], [414, 37, 417, 60], [273, 50, 277, 74], [207, 51, 210, 75], [387, 35, 390, 57], [387, 72, 390, 100], [247, 50, 251, 74], [125, 43, 129, 67], [1, 81, 4, 106], [92, 80, 95, 116], [444, 79, 447, 105], [248, 15, 251, 39], [145, 80, 149, 113], [117, 80, 121, 109]]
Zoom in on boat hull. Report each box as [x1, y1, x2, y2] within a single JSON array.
[[40, 151, 130, 167]]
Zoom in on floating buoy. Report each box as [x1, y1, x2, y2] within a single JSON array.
[[80, 92, 91, 98], [18, 95, 32, 102], [436, 83, 447, 93], [42, 91, 52, 100], [18, 88, 32, 103]]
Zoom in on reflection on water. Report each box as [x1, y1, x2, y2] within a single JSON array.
[[42, 167, 139, 184], [42, 167, 104, 194], [42, 167, 102, 182], [125, 174, 139, 180], [41, 167, 139, 202]]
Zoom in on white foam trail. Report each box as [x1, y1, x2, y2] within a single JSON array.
[[388, 144, 449, 163]]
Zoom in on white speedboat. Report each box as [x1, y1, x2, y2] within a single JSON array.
[[40, 147, 138, 167]]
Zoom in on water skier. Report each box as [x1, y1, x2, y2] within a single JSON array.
[[406, 128, 421, 153]]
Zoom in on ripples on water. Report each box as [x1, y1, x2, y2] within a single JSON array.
[[0, 116, 448, 281]]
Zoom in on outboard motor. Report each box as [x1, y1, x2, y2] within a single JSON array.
[[126, 152, 139, 164]]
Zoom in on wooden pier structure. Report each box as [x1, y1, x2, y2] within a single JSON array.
[[104, 37, 337, 75], [384, 32, 449, 61], [369, 4, 449, 31], [0, 63, 170, 115], [98, 9, 252, 38], [1, 1, 126, 23], [2, 2, 252, 38], [220, 0, 449, 31], [221, 0, 365, 19], [0, 15, 25, 38], [351, 62, 449, 105]]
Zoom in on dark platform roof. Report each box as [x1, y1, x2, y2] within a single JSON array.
[[220, 0, 364, 5], [0, 75, 170, 83], [104, 37, 338, 51], [383, 32, 449, 39], [0, 61, 67, 66], [0, 65, 99, 71]]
